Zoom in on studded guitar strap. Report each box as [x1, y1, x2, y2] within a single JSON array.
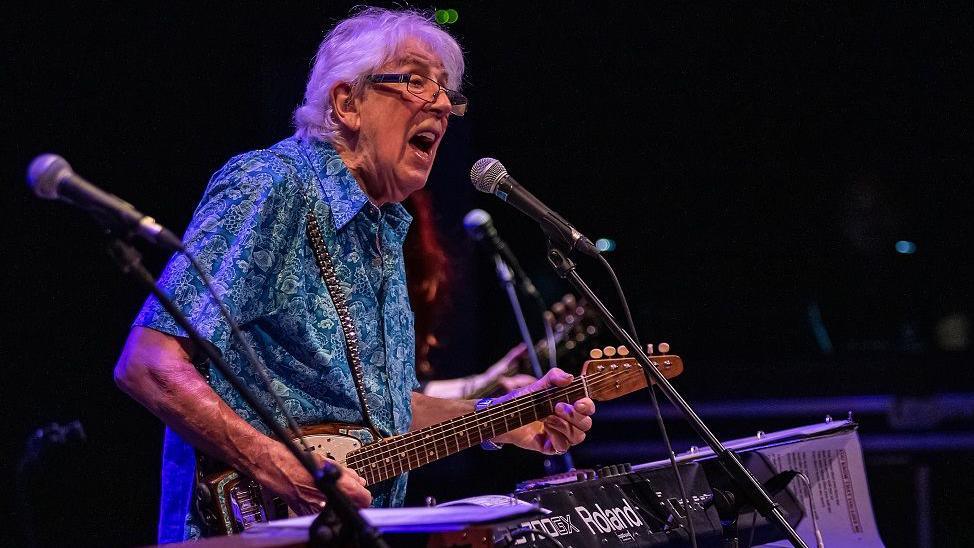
[[302, 188, 386, 439]]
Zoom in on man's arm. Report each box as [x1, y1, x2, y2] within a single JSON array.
[[114, 326, 372, 512], [411, 368, 596, 454], [421, 343, 536, 399]]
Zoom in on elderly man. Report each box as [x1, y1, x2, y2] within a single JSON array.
[[114, 7, 595, 543]]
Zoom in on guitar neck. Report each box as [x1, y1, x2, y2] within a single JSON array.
[[345, 378, 589, 485]]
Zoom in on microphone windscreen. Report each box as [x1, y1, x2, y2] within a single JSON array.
[[28, 153, 72, 200], [462, 208, 492, 240], [469, 157, 507, 194]]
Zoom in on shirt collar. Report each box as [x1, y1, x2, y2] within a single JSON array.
[[382, 200, 413, 244], [304, 139, 368, 232], [304, 139, 412, 236]]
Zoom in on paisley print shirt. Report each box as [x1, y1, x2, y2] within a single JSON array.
[[134, 137, 417, 543]]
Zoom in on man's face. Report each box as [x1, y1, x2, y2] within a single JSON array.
[[350, 39, 453, 204]]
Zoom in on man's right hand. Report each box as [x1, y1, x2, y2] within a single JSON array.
[[258, 443, 373, 514]]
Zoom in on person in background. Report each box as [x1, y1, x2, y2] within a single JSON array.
[[403, 189, 536, 398]]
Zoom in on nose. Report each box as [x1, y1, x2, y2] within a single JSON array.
[[426, 88, 452, 118]]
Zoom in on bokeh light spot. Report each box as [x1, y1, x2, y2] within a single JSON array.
[[596, 238, 616, 252], [895, 240, 916, 254]]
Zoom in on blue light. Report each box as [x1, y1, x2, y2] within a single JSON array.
[[595, 238, 616, 252], [895, 240, 916, 254]]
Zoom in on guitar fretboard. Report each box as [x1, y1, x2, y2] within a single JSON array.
[[344, 377, 590, 485]]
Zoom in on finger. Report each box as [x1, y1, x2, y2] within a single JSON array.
[[345, 468, 367, 486], [573, 398, 596, 416], [505, 342, 528, 360], [543, 367, 574, 387], [543, 416, 574, 444], [546, 414, 588, 446], [540, 426, 571, 455], [354, 486, 373, 508], [555, 402, 593, 432], [341, 478, 373, 508]]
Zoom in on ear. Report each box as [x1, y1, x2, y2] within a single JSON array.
[[331, 82, 360, 133]]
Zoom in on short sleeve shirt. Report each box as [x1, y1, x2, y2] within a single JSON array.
[[134, 137, 417, 542]]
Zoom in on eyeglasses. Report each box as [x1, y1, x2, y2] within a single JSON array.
[[365, 73, 468, 117]]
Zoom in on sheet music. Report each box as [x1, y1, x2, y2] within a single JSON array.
[[756, 429, 884, 547]]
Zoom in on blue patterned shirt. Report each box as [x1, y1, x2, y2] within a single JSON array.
[[134, 137, 417, 543]]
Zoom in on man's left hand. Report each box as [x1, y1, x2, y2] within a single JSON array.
[[492, 368, 595, 454]]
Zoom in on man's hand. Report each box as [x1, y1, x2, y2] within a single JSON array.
[[492, 368, 595, 454], [497, 373, 536, 393], [256, 443, 372, 514]]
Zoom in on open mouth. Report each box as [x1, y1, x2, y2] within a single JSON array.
[[408, 131, 436, 155]]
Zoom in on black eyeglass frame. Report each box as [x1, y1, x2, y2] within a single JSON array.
[[365, 73, 468, 116]]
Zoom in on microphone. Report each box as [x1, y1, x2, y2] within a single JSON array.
[[27, 154, 183, 251], [464, 208, 541, 300], [469, 158, 599, 257]]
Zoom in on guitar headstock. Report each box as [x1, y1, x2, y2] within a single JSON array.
[[540, 294, 601, 356], [580, 344, 684, 401]]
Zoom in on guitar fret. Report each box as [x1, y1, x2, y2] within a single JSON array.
[[349, 376, 603, 486]]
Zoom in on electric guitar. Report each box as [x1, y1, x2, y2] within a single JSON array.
[[196, 350, 685, 536]]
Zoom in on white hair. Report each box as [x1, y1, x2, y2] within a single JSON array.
[[293, 7, 465, 146]]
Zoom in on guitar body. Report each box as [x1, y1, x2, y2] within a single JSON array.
[[195, 422, 376, 536]]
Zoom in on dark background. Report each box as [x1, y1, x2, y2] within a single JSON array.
[[3, 1, 972, 546]]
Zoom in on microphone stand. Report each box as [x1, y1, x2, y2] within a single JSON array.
[[492, 254, 575, 473], [105, 236, 385, 548], [544, 243, 807, 548], [494, 254, 544, 379]]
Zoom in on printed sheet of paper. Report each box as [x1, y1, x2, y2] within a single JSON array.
[[756, 430, 884, 547]]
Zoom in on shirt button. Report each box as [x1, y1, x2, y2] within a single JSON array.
[[372, 255, 382, 268]]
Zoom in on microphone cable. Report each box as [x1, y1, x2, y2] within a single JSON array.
[[596, 253, 699, 548]]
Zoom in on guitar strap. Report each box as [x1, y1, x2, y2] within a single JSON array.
[[301, 162, 385, 439]]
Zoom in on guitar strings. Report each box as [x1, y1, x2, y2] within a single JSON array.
[[346, 359, 670, 472], [346, 367, 629, 467], [344, 373, 595, 472], [346, 369, 636, 482], [346, 378, 592, 482], [345, 363, 664, 480], [344, 374, 589, 470]]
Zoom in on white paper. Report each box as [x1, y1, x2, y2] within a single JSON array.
[[756, 430, 884, 547], [438, 494, 548, 512], [258, 502, 540, 531]]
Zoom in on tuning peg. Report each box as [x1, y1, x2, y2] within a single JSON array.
[[658, 342, 670, 353], [543, 311, 555, 325], [563, 294, 576, 308], [646, 344, 654, 355], [589, 348, 604, 359], [602, 346, 617, 357], [617, 346, 630, 356]]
